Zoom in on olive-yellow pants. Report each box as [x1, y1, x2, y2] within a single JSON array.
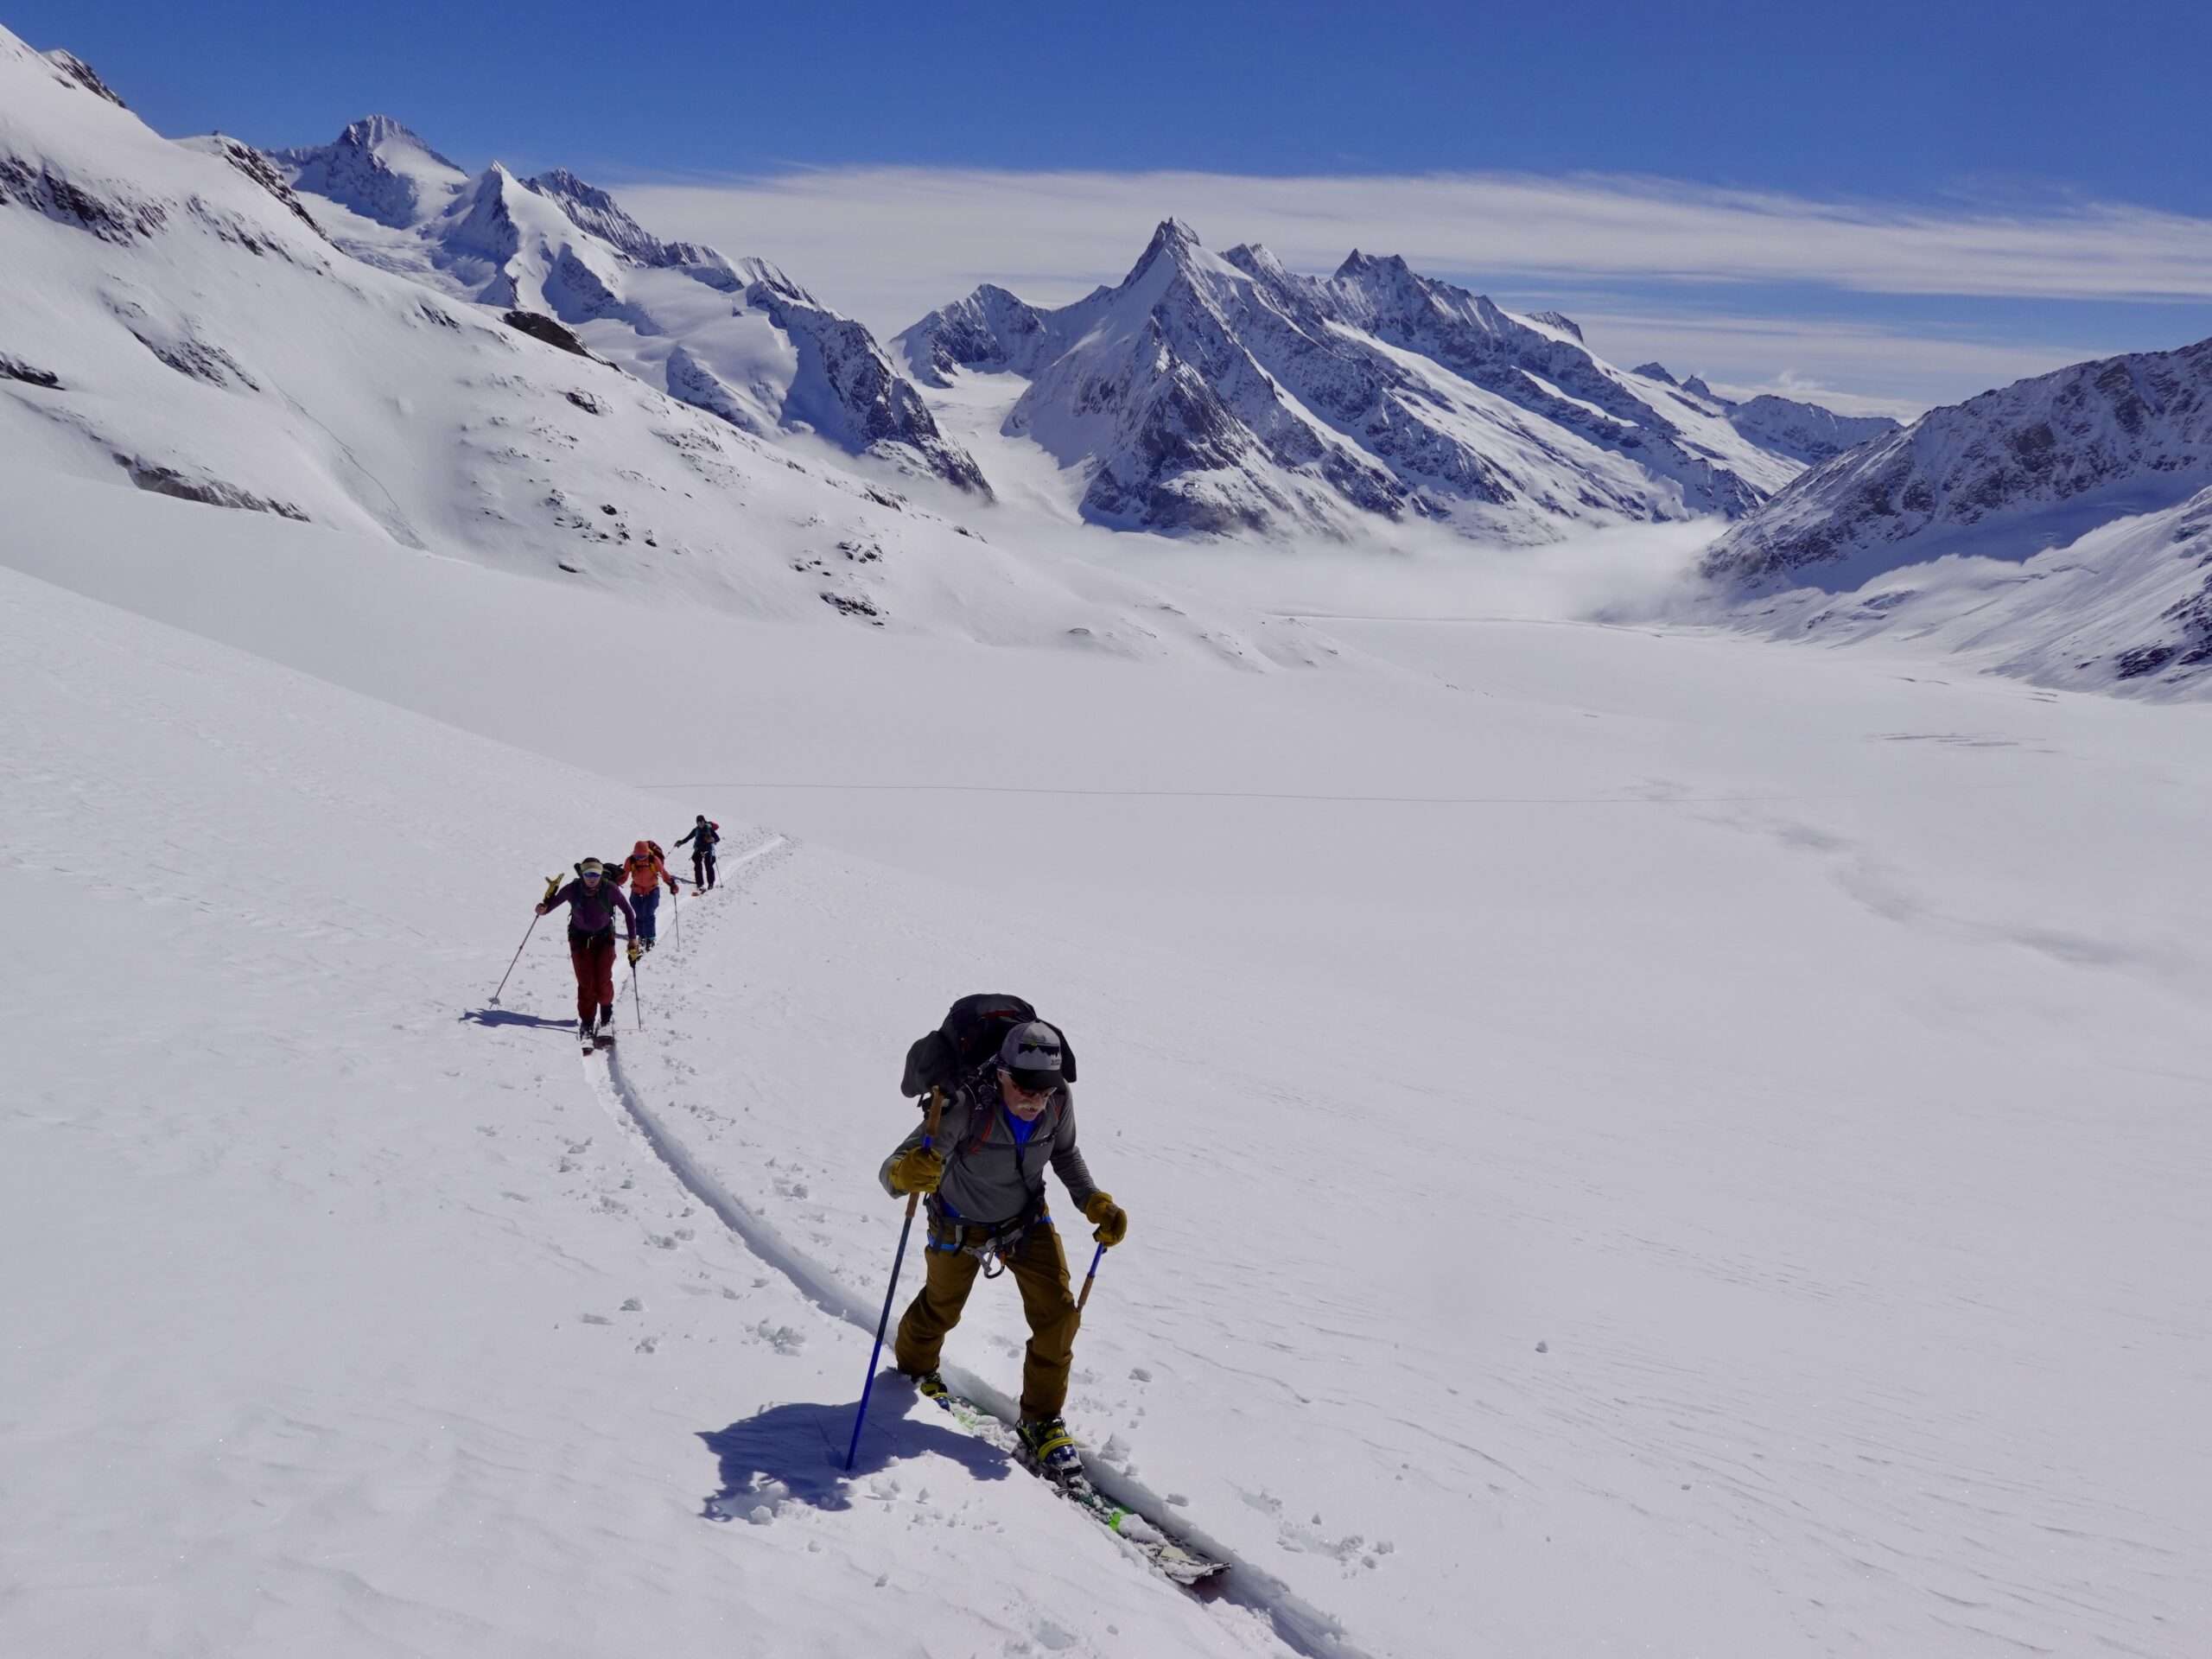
[[895, 1224, 1079, 1420]]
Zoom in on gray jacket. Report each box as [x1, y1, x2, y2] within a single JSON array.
[[879, 1074, 1099, 1228]]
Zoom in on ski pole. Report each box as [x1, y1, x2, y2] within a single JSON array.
[[490, 875, 561, 1005], [1075, 1241, 1107, 1315], [627, 938, 645, 1030], [671, 880, 681, 948], [845, 1089, 944, 1471]]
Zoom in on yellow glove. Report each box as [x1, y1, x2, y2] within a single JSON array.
[[1084, 1191, 1128, 1247], [887, 1146, 944, 1196], [626, 941, 642, 966]]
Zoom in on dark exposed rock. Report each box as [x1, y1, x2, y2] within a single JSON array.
[[199, 136, 327, 241], [43, 48, 125, 107], [501, 309, 591, 357], [820, 590, 885, 623], [119, 457, 308, 518], [0, 354, 61, 389], [0, 154, 167, 241], [2114, 644, 2177, 680]]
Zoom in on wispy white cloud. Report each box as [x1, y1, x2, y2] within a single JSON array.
[[617, 165, 2212, 410]]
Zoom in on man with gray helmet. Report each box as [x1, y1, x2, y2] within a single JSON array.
[[880, 1020, 1128, 1478]]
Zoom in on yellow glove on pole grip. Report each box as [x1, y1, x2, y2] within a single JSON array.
[[903, 1087, 945, 1219]]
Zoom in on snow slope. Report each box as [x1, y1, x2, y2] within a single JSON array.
[[268, 117, 986, 493], [893, 222, 1853, 543], [0, 563, 1282, 1659], [1725, 486, 2212, 698], [8, 473, 2212, 1658]]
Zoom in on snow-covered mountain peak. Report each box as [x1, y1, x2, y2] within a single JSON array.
[[260, 117, 983, 492], [895, 220, 1863, 539], [1220, 242, 1288, 283], [1332, 248, 1409, 282], [340, 114, 456, 168], [1114, 215, 1217, 296], [271, 115, 467, 229], [523, 165, 732, 274]]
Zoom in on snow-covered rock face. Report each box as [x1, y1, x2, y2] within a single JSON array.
[[896, 221, 1859, 542], [1703, 337, 2212, 594], [268, 119, 985, 493], [41, 47, 124, 107], [1626, 362, 1901, 466], [270, 116, 464, 230], [1722, 395, 1900, 467], [524, 167, 728, 275]]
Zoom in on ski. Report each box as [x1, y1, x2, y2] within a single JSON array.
[[913, 1385, 1225, 1586]]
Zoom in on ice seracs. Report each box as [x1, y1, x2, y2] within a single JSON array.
[[896, 220, 1877, 542]]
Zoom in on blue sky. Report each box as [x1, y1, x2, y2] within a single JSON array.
[[14, 0, 2212, 410]]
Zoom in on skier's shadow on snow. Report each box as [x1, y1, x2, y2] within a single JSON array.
[[698, 1390, 1012, 1520], [455, 1007, 575, 1031]]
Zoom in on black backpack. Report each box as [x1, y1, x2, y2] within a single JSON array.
[[899, 993, 1077, 1099]]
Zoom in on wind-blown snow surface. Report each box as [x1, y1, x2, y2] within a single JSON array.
[[7, 475, 2212, 1657]]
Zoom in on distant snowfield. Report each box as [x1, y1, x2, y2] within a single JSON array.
[[5, 477, 2210, 1658]]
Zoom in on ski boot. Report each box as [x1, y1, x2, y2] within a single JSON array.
[[1016, 1416, 1084, 1484], [899, 1368, 950, 1402], [596, 1004, 617, 1047]]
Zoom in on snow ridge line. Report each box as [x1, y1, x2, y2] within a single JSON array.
[[594, 838, 1382, 1659]]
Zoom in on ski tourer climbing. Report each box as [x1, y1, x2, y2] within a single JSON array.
[[536, 857, 636, 1050], [880, 1020, 1128, 1479], [621, 840, 678, 951], [675, 815, 720, 890]]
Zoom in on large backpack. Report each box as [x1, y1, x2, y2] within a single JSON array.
[[899, 993, 1077, 1099]]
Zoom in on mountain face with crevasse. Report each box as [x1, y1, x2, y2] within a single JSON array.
[[267, 118, 988, 494], [895, 220, 1885, 542]]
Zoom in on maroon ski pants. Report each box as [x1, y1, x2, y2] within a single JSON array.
[[568, 930, 615, 1026]]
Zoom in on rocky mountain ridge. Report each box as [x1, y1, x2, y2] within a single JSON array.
[[896, 221, 1880, 541], [268, 117, 986, 493], [1702, 337, 2212, 593]]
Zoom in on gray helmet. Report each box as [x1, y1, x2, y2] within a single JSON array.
[[996, 1020, 1065, 1091]]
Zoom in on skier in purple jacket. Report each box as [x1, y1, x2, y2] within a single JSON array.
[[537, 857, 636, 1048]]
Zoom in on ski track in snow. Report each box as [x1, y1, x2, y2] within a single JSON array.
[[580, 836, 1377, 1659]]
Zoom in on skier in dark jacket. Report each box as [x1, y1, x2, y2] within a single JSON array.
[[880, 1020, 1128, 1478], [537, 857, 636, 1047], [675, 815, 720, 890]]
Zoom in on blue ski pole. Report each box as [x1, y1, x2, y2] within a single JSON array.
[[844, 1089, 944, 1471], [1076, 1241, 1107, 1314]]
